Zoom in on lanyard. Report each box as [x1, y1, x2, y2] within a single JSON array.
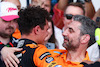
[[0, 42, 14, 47]]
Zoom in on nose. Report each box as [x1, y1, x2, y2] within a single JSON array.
[[41, 2, 44, 8], [62, 29, 69, 37]]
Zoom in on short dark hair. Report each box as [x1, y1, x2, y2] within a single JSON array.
[[65, 2, 85, 15], [18, 6, 50, 35], [73, 15, 98, 47]]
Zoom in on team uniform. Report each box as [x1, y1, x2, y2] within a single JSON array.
[[15, 39, 62, 67], [0, 36, 19, 67], [49, 49, 90, 67], [12, 28, 21, 39], [16, 39, 86, 67]]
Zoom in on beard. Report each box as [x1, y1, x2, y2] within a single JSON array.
[[0, 31, 12, 38], [63, 36, 80, 51], [0, 27, 14, 38]]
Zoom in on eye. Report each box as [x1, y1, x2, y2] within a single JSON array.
[[2, 19, 8, 22], [13, 19, 17, 22], [69, 28, 74, 33]]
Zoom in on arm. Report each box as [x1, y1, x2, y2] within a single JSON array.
[[84, 1, 95, 19], [52, 0, 69, 29], [93, 8, 100, 22], [57, 0, 68, 11], [1, 47, 22, 67]]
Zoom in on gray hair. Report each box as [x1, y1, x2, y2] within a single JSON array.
[[73, 15, 98, 47]]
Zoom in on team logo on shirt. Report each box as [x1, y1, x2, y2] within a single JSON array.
[[54, 65, 62, 67], [45, 57, 54, 63], [47, 62, 57, 67], [39, 52, 51, 60]]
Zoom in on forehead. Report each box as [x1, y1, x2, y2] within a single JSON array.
[[68, 21, 81, 30], [65, 6, 83, 15], [41, 0, 51, 4]]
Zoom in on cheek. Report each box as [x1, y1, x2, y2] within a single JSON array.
[[45, 7, 51, 12], [48, 29, 53, 35], [13, 23, 18, 28], [64, 20, 71, 27]]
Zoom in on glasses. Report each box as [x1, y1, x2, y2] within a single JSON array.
[[64, 14, 73, 20]]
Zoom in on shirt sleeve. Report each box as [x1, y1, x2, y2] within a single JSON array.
[[0, 45, 5, 51], [52, 3, 64, 29]]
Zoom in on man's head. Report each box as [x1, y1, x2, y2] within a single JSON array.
[[63, 15, 97, 51], [41, 0, 51, 13], [31, 0, 51, 13], [1, 0, 21, 11], [0, 2, 19, 38], [18, 6, 50, 44], [63, 2, 85, 30]]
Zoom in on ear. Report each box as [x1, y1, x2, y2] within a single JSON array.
[[33, 25, 41, 35], [80, 34, 90, 44]]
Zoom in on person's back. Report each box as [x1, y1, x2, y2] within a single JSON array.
[[16, 6, 63, 67]]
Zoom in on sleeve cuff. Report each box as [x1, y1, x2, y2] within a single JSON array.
[[0, 45, 5, 51]]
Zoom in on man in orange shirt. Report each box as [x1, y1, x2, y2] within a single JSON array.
[[49, 15, 98, 66], [17, 6, 97, 66], [16, 6, 90, 67], [16, 6, 64, 67]]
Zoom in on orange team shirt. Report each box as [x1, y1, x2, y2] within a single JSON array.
[[19, 42, 84, 67], [12, 28, 21, 39], [49, 49, 90, 67], [52, 3, 64, 29], [33, 45, 64, 67], [34, 45, 83, 67]]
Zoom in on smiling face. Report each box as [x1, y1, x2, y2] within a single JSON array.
[[62, 21, 82, 51]]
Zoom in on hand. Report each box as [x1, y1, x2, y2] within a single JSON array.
[[1, 47, 22, 67]]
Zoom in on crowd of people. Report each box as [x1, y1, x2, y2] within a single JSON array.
[[0, 0, 100, 67]]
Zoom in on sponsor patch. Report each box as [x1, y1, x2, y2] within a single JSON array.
[[45, 57, 54, 63], [54, 65, 62, 67], [39, 52, 51, 60], [47, 62, 57, 67]]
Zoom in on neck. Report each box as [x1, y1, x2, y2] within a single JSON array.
[[21, 34, 37, 43], [0, 37, 10, 45], [66, 48, 86, 62]]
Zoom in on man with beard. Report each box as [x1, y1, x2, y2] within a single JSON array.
[[0, 2, 22, 67], [49, 15, 98, 66], [63, 15, 97, 64]]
